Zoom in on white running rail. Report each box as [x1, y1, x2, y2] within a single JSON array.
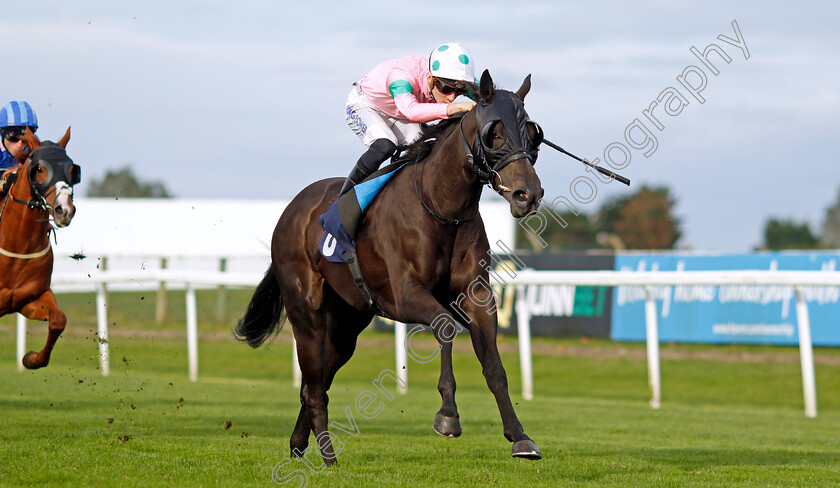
[[14, 269, 840, 418]]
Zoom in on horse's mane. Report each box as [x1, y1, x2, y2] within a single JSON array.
[[399, 85, 502, 163], [401, 115, 465, 163]]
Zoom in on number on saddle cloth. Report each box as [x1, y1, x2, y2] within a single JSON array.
[[318, 160, 407, 263]]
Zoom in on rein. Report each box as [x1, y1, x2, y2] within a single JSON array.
[[0, 176, 53, 260], [14, 147, 54, 212], [411, 104, 531, 225], [0, 148, 62, 259], [0, 172, 53, 259], [412, 156, 478, 226], [410, 84, 542, 226]]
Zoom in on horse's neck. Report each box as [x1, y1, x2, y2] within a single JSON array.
[[418, 120, 482, 220], [0, 170, 50, 252]]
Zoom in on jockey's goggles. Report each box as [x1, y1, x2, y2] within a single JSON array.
[[2, 127, 33, 142], [434, 77, 468, 95]]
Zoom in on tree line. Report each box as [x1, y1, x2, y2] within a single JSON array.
[[514, 185, 840, 252], [86, 166, 172, 199], [86, 167, 839, 251]]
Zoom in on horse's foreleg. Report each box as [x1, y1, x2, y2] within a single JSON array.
[[466, 321, 541, 459], [19, 289, 66, 370], [394, 289, 462, 437], [456, 281, 542, 460]]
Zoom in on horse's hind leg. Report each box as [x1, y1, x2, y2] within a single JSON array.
[[434, 340, 461, 437], [289, 400, 310, 458], [287, 308, 336, 466], [19, 289, 66, 369], [289, 294, 370, 465]]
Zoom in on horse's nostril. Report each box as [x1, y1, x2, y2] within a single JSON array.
[[514, 190, 530, 203]]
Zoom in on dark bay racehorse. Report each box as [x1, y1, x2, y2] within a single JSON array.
[[237, 71, 544, 465], [0, 127, 80, 369]]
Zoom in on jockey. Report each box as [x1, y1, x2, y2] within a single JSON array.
[[0, 101, 39, 200], [341, 42, 477, 195]]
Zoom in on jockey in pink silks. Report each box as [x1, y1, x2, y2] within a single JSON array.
[[341, 42, 477, 194]]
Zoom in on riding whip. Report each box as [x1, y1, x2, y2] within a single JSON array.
[[542, 138, 631, 186]]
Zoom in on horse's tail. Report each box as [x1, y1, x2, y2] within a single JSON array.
[[235, 266, 286, 348]]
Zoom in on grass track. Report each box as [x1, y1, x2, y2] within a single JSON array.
[[1, 291, 840, 487]]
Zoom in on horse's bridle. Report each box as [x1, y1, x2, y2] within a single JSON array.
[[11, 142, 81, 213], [460, 90, 543, 193], [0, 141, 80, 259], [413, 90, 543, 226], [0, 141, 81, 250]]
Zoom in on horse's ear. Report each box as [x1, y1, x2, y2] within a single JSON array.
[[515, 74, 532, 102], [22, 127, 40, 151], [58, 126, 71, 148], [479, 69, 494, 103]]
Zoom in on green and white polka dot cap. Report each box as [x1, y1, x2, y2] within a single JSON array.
[[429, 42, 475, 83]]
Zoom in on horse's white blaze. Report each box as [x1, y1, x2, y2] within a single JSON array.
[[52, 182, 75, 227]]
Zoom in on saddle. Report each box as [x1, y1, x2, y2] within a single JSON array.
[[318, 158, 408, 263], [318, 158, 410, 316]]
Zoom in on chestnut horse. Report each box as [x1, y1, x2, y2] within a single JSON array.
[[0, 127, 80, 369], [237, 71, 544, 465]]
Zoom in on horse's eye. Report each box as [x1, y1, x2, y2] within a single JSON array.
[[490, 122, 506, 148], [34, 165, 49, 185]]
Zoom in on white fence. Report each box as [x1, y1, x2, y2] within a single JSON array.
[[508, 270, 840, 418], [14, 269, 840, 418]]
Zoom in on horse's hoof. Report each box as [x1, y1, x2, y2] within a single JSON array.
[[22, 351, 44, 370], [512, 439, 542, 460], [433, 412, 461, 438]]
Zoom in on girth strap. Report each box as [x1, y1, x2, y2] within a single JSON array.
[[345, 250, 388, 318]]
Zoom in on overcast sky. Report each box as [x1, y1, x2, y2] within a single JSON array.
[[3, 1, 838, 252]]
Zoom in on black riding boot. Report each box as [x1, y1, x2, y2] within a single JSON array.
[[340, 139, 397, 195]]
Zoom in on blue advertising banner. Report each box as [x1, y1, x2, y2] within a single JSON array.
[[611, 252, 840, 345]]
